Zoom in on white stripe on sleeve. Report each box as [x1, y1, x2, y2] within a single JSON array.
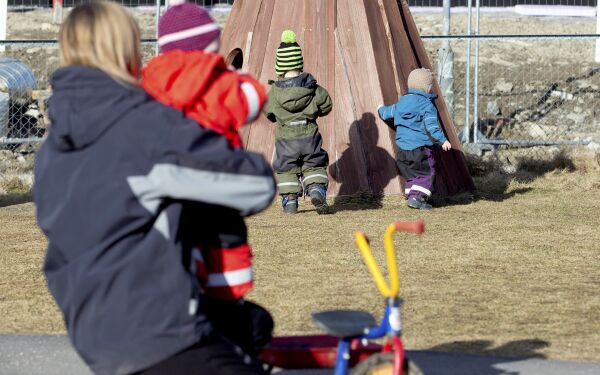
[[241, 82, 261, 124], [207, 267, 253, 287]]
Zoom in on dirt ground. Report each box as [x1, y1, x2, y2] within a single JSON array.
[[0, 150, 599, 361]]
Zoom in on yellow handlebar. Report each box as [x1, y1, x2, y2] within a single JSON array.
[[354, 220, 425, 298]]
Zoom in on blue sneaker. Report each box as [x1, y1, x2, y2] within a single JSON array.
[[307, 184, 330, 214], [407, 197, 432, 211], [282, 194, 298, 214]]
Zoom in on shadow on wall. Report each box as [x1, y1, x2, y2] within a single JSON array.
[[328, 113, 398, 211]]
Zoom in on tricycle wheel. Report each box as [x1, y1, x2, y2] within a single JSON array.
[[350, 353, 423, 375]]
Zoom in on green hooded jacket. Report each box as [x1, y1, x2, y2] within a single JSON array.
[[263, 73, 333, 140]]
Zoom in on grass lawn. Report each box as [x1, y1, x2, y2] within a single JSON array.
[[0, 152, 599, 361]]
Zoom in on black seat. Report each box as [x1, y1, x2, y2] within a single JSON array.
[[312, 310, 376, 338]]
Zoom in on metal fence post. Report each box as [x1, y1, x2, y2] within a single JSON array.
[[437, 0, 454, 119], [0, 0, 7, 53], [596, 0, 600, 62], [155, 0, 161, 55], [473, 0, 481, 144], [464, 0, 472, 143]]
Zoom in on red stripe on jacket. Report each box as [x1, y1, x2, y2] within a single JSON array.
[[192, 244, 253, 300]]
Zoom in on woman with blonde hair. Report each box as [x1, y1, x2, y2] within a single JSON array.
[[34, 2, 274, 374]]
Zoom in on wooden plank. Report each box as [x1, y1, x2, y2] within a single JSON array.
[[304, 0, 337, 195], [244, 0, 305, 161], [232, 0, 277, 150], [381, 0, 416, 94], [329, 29, 371, 196], [337, 0, 401, 195], [219, 0, 260, 54]]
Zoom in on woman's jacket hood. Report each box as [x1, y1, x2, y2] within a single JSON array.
[[48, 66, 147, 151]]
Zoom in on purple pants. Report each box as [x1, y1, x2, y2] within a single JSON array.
[[396, 146, 436, 201]]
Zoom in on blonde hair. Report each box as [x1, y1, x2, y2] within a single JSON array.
[[58, 1, 142, 85]]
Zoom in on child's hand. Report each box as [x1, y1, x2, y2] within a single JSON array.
[[442, 141, 452, 151]]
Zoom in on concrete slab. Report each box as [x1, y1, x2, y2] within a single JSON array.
[[1, 334, 600, 375]]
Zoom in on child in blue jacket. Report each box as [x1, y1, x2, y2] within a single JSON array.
[[378, 68, 452, 210]]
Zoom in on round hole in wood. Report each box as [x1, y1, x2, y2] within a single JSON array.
[[225, 48, 244, 70]]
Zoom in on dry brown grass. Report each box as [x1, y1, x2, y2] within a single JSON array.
[[0, 151, 599, 361]]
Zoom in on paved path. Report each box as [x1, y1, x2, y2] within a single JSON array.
[[1, 334, 600, 375]]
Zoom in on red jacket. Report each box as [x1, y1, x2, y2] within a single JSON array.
[[142, 50, 266, 148]]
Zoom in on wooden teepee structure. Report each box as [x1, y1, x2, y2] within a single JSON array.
[[220, 0, 474, 197]]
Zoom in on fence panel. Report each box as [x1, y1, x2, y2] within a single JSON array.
[[2, 2, 600, 158], [460, 37, 599, 148]]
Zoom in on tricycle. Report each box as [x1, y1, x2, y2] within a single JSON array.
[[259, 220, 425, 375]]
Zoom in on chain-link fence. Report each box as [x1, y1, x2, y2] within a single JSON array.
[[0, 4, 163, 146], [7, 0, 235, 6], [1, 1, 599, 159], [415, 0, 600, 159]]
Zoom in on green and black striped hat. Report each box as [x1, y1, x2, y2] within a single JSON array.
[[275, 30, 304, 76]]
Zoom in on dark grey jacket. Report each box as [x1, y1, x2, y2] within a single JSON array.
[[34, 66, 275, 375]]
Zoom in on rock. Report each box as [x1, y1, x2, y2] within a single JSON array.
[[574, 106, 583, 113], [527, 122, 548, 138], [40, 23, 59, 32], [494, 79, 513, 93], [577, 80, 592, 89], [486, 101, 501, 116], [26, 47, 41, 54], [18, 174, 33, 186], [502, 156, 518, 173], [587, 141, 600, 151], [550, 90, 574, 100], [566, 113, 586, 124], [16, 155, 26, 163]]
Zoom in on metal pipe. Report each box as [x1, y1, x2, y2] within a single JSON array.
[[477, 139, 600, 146], [438, 0, 454, 118], [0, 0, 7, 53], [0, 39, 158, 45], [0, 137, 44, 144], [4, 34, 600, 46], [473, 0, 481, 144], [421, 34, 600, 40], [442, 0, 450, 51], [465, 0, 472, 143], [155, 0, 161, 55], [596, 0, 600, 62]]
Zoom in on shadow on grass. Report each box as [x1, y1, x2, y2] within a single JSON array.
[[329, 113, 399, 213], [408, 339, 550, 375], [0, 192, 32, 208], [330, 191, 385, 212], [427, 339, 549, 359], [458, 151, 577, 203]]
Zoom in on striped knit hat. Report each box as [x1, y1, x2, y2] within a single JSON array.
[[275, 30, 304, 76], [158, 0, 221, 53]]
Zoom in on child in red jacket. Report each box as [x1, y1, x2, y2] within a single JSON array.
[[142, 0, 271, 357]]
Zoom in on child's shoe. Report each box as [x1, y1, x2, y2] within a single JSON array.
[[407, 197, 432, 211], [307, 184, 330, 214], [282, 194, 298, 214]]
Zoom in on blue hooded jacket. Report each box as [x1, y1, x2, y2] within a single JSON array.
[[34, 66, 276, 375], [378, 88, 447, 150]]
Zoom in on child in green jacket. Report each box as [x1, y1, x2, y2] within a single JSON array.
[[263, 30, 333, 214]]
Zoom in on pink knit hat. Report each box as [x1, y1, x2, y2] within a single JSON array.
[[158, 0, 221, 53]]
